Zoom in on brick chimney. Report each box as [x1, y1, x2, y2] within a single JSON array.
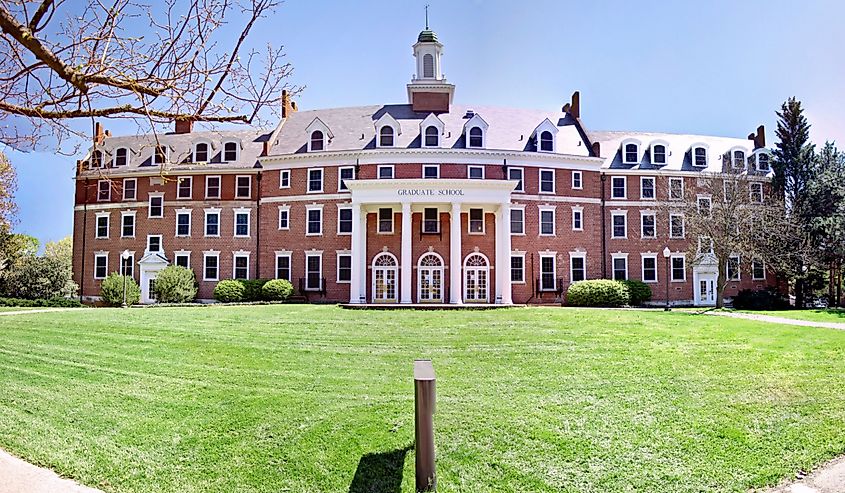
[[282, 90, 297, 118], [563, 91, 581, 119], [591, 141, 601, 157], [175, 119, 194, 134], [93, 122, 105, 145], [747, 125, 766, 149]]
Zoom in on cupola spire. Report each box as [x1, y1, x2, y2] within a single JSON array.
[[407, 14, 454, 113]]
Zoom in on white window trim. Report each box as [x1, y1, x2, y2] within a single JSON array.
[[336, 251, 353, 284], [753, 149, 771, 172], [467, 208, 486, 235], [669, 213, 685, 239], [621, 138, 642, 164], [421, 207, 441, 234], [146, 234, 163, 254], [203, 251, 220, 282], [192, 139, 213, 163], [466, 126, 486, 149], [120, 211, 136, 238], [464, 113, 489, 149], [423, 164, 440, 179], [640, 211, 656, 239], [611, 253, 629, 281], [377, 207, 394, 235], [539, 206, 556, 237], [306, 118, 332, 152], [610, 176, 627, 199], [177, 176, 193, 200], [571, 206, 583, 232], [337, 206, 353, 235], [304, 251, 324, 291], [691, 143, 710, 167], [569, 252, 587, 282], [204, 207, 221, 238], [539, 168, 556, 194], [510, 251, 526, 284], [571, 170, 583, 190], [641, 253, 658, 284], [377, 124, 397, 148], [148, 192, 164, 219], [752, 259, 767, 280], [152, 145, 170, 166], [749, 182, 764, 203], [727, 255, 742, 281], [235, 175, 252, 199], [640, 176, 656, 200], [611, 211, 628, 239], [93, 252, 108, 280], [119, 251, 136, 278], [232, 251, 251, 280], [205, 175, 222, 199], [175, 208, 192, 237], [278, 205, 291, 230], [539, 253, 557, 292], [509, 205, 526, 236], [697, 195, 712, 214], [122, 178, 137, 201], [279, 169, 291, 189], [668, 177, 685, 200], [650, 140, 670, 165], [533, 118, 558, 153], [95, 212, 110, 239], [173, 250, 191, 269], [508, 166, 524, 192], [222, 140, 241, 163], [468, 165, 485, 180], [233, 207, 251, 238], [377, 165, 395, 180], [306, 167, 324, 193], [338, 166, 355, 192], [671, 254, 687, 282], [275, 251, 292, 280], [420, 114, 445, 148], [306, 204, 324, 236], [111, 147, 129, 167], [728, 146, 749, 169], [97, 179, 111, 202]]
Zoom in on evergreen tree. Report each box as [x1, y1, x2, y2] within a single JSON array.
[[805, 142, 845, 305]]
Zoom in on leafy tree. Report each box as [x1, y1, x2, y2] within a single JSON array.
[[1, 254, 77, 299], [0, 152, 16, 229], [100, 273, 140, 306], [152, 266, 197, 303]]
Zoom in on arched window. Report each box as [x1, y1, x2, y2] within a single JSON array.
[[310, 131, 324, 151], [539, 131, 553, 152], [424, 126, 439, 147], [372, 252, 398, 303], [379, 126, 394, 147], [418, 252, 444, 303], [114, 147, 128, 167], [732, 150, 745, 168], [223, 142, 238, 162], [757, 153, 770, 171], [464, 253, 490, 303], [91, 150, 103, 168], [423, 54, 434, 78], [194, 142, 209, 163], [652, 144, 667, 164], [624, 143, 639, 163], [153, 146, 167, 165], [693, 147, 707, 166], [468, 127, 483, 148]]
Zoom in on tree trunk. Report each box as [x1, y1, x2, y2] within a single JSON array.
[[716, 269, 726, 309], [795, 277, 804, 309]]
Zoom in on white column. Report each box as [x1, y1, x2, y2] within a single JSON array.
[[449, 203, 463, 304], [349, 204, 365, 303], [496, 202, 513, 304], [400, 202, 413, 303]]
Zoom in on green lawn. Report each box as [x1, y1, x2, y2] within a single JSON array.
[[2, 306, 845, 492], [737, 308, 845, 324]]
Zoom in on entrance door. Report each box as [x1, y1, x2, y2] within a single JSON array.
[[372, 253, 398, 303], [418, 252, 444, 303], [464, 253, 489, 303], [696, 276, 716, 305]]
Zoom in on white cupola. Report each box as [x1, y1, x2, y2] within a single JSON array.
[[407, 15, 454, 114]]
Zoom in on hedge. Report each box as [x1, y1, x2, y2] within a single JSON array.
[[152, 266, 198, 303], [622, 280, 652, 306], [262, 279, 294, 301], [732, 288, 790, 310], [100, 273, 141, 306], [0, 296, 84, 308], [241, 279, 270, 302], [213, 280, 246, 303], [566, 279, 630, 307]]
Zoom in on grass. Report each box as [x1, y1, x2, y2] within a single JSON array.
[[1, 306, 845, 492], [736, 308, 845, 324]]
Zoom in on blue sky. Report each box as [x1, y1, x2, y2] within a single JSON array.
[[7, 0, 845, 245]]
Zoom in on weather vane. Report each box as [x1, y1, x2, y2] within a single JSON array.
[[425, 4, 430, 29]]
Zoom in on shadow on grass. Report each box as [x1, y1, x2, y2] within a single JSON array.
[[348, 443, 413, 493]]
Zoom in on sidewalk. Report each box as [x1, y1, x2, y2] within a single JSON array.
[[707, 311, 845, 331], [763, 456, 845, 493], [0, 449, 102, 493]]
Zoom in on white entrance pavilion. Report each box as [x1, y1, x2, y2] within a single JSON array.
[[345, 179, 518, 305]]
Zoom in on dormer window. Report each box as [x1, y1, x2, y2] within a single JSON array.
[[194, 142, 209, 163], [305, 117, 332, 152], [468, 127, 483, 148], [693, 147, 707, 167], [310, 131, 324, 151], [223, 142, 239, 162], [532, 119, 558, 153], [732, 150, 746, 168], [114, 148, 128, 167], [91, 150, 103, 168], [153, 146, 167, 165], [424, 126, 439, 147], [379, 126, 394, 147], [624, 143, 638, 164], [757, 152, 770, 172], [652, 144, 667, 164], [539, 131, 554, 152]]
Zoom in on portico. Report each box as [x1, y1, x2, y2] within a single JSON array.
[[346, 179, 517, 305]]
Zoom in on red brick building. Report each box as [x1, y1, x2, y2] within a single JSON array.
[[72, 27, 776, 306]]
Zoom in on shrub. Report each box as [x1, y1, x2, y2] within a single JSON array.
[[240, 279, 269, 302], [0, 296, 84, 307], [152, 266, 198, 303], [732, 288, 790, 310], [566, 279, 630, 307], [100, 273, 141, 306], [0, 254, 77, 299], [623, 280, 652, 306], [262, 279, 293, 301], [213, 280, 245, 303]]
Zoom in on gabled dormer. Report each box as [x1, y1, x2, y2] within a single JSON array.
[[374, 113, 401, 148], [306, 117, 333, 152], [649, 140, 670, 165], [420, 113, 445, 148], [463, 111, 489, 149], [531, 118, 559, 153]]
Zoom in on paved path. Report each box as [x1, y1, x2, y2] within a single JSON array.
[[708, 311, 845, 331], [0, 449, 102, 493], [0, 308, 84, 317], [763, 456, 845, 493]]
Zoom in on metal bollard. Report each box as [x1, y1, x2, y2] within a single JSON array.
[[414, 359, 436, 492]]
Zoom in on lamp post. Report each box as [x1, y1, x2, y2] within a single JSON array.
[[121, 249, 131, 308], [662, 246, 672, 311]]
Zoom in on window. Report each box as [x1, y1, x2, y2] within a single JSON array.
[[96, 214, 109, 239], [276, 253, 291, 281], [177, 176, 192, 199], [698, 236, 714, 255], [423, 53, 434, 78], [669, 214, 685, 238], [693, 147, 707, 167], [222, 142, 238, 162], [698, 196, 712, 216], [278, 207, 289, 230], [468, 166, 484, 180], [752, 259, 766, 280], [624, 143, 639, 164], [176, 210, 191, 236], [114, 148, 128, 167], [154, 146, 167, 165], [572, 207, 583, 231], [337, 254, 352, 283], [612, 256, 628, 281], [305, 254, 322, 291], [94, 253, 108, 279], [377, 208, 393, 234], [308, 168, 323, 192], [510, 208, 524, 235], [280, 170, 291, 188], [378, 165, 394, 180], [671, 256, 686, 281], [194, 142, 209, 163], [508, 167, 524, 192], [570, 255, 586, 282], [205, 209, 220, 236], [572, 171, 582, 190], [307, 207, 323, 235], [539, 131, 553, 152], [98, 180, 111, 201], [539, 169, 555, 193], [468, 127, 483, 148], [511, 255, 525, 283], [469, 208, 485, 234], [233, 254, 249, 279], [423, 165, 439, 179], [174, 252, 190, 269], [147, 235, 162, 253], [611, 212, 627, 239], [120, 253, 135, 278], [727, 255, 741, 281], [540, 255, 556, 291], [121, 212, 135, 238], [91, 150, 103, 168], [640, 177, 655, 200], [724, 180, 737, 203], [203, 253, 219, 281], [235, 175, 251, 198], [424, 126, 439, 147], [732, 150, 745, 169], [203, 176, 220, 199], [668, 177, 684, 200], [122, 178, 137, 201], [611, 176, 626, 199], [379, 126, 394, 147], [641, 213, 656, 238], [750, 182, 764, 203], [423, 208, 439, 233], [338, 207, 353, 234], [757, 153, 770, 171], [148, 195, 163, 218], [338, 167, 355, 191], [310, 131, 324, 151], [540, 208, 555, 236], [234, 210, 250, 237], [652, 144, 667, 164], [642, 255, 658, 283]]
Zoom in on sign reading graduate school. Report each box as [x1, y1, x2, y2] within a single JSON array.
[[397, 188, 465, 196]]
